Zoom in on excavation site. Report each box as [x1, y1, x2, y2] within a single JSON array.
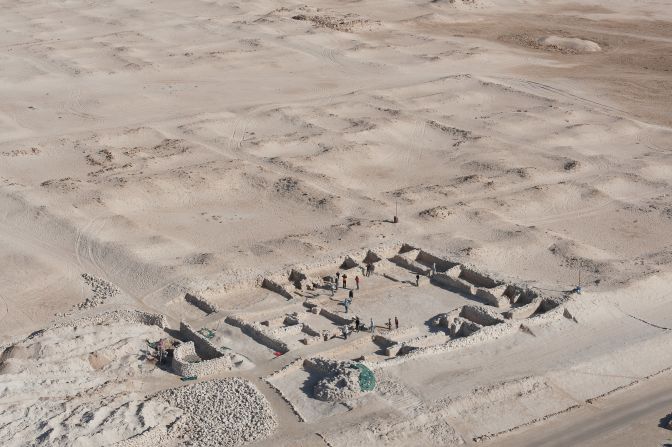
[[2, 0, 672, 446]]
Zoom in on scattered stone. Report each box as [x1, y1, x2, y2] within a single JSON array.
[[76, 273, 120, 310], [155, 378, 277, 447]]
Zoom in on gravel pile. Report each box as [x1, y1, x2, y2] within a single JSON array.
[[306, 357, 368, 402], [78, 273, 119, 310], [156, 378, 277, 447]]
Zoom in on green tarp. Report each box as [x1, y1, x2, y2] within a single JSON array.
[[353, 363, 376, 392]]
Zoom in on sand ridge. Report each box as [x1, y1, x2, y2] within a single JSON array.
[[1, 0, 672, 445]]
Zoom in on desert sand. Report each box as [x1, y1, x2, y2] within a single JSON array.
[[1, 0, 672, 445]]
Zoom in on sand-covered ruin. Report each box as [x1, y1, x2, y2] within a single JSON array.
[[2, 0, 672, 445]]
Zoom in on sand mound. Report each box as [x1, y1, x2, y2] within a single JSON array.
[[155, 378, 277, 446], [538, 36, 602, 53], [0, 322, 176, 446], [429, 0, 488, 8], [419, 206, 453, 220]]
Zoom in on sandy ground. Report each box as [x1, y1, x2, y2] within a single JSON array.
[[2, 0, 672, 445]]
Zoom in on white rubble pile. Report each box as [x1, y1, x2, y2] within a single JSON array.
[[156, 378, 277, 447], [307, 357, 365, 402], [77, 273, 120, 310]]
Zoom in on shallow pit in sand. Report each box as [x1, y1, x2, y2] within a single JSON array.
[[538, 36, 602, 53]]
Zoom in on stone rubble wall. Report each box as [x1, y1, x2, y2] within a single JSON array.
[[382, 326, 421, 343], [371, 304, 568, 370], [318, 307, 354, 326], [373, 321, 520, 369], [289, 269, 323, 290], [184, 292, 219, 314], [389, 254, 432, 275], [503, 298, 543, 320], [398, 332, 448, 354], [171, 341, 234, 377], [449, 317, 483, 337], [415, 249, 460, 272], [341, 256, 360, 270], [261, 277, 295, 300], [180, 321, 226, 360], [460, 305, 505, 326], [370, 258, 397, 274], [459, 266, 501, 289], [475, 285, 510, 308], [362, 249, 383, 264], [432, 272, 476, 295], [225, 315, 290, 353], [446, 265, 462, 278]]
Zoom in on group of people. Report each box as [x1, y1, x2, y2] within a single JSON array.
[[340, 315, 400, 339], [328, 266, 403, 340], [331, 271, 361, 295]]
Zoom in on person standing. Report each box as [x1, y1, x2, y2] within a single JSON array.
[[342, 325, 349, 340], [336, 272, 340, 290], [331, 282, 336, 296], [387, 318, 392, 331], [370, 318, 375, 334], [395, 316, 399, 329], [355, 275, 360, 290], [342, 274, 347, 289], [355, 316, 360, 331], [344, 299, 349, 314], [349, 289, 354, 301], [415, 274, 420, 287]]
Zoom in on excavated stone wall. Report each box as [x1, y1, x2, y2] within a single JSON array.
[[225, 315, 290, 353], [318, 307, 354, 325], [389, 253, 432, 275], [460, 305, 505, 326], [459, 267, 501, 289], [185, 292, 219, 314], [171, 341, 234, 377], [180, 321, 225, 360], [503, 298, 543, 320], [171, 322, 236, 377], [261, 277, 294, 300], [432, 272, 476, 295], [415, 249, 460, 272]]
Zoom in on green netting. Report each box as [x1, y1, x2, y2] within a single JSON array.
[[354, 363, 376, 392], [198, 328, 215, 339]]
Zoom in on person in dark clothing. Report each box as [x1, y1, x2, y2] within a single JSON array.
[[342, 274, 347, 289], [355, 275, 360, 289], [355, 316, 360, 331], [349, 289, 354, 300], [395, 316, 399, 329], [416, 274, 420, 286], [336, 272, 340, 290]]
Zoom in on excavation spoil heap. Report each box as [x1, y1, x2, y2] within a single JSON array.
[[155, 378, 277, 447], [307, 357, 376, 402]]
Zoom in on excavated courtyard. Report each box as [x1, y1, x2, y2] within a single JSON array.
[[2, 243, 672, 446]]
